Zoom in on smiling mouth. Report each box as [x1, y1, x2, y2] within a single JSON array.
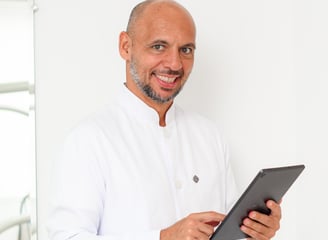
[[152, 68, 183, 84], [155, 74, 178, 83]]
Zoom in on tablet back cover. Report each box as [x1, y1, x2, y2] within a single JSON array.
[[210, 164, 305, 240]]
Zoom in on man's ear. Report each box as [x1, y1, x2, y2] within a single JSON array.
[[119, 31, 131, 61]]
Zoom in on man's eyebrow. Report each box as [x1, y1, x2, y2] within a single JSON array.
[[182, 43, 196, 50], [148, 40, 169, 46], [148, 40, 196, 49]]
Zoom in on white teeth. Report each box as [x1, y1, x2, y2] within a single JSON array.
[[157, 74, 176, 83]]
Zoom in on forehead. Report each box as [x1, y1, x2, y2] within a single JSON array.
[[133, 2, 196, 45]]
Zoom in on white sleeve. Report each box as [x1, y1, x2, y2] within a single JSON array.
[[46, 124, 160, 240], [224, 150, 239, 212], [218, 132, 239, 212], [49, 229, 160, 240]]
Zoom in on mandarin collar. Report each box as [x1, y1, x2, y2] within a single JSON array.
[[117, 84, 176, 127]]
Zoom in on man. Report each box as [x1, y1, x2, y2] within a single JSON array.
[[47, 1, 281, 240]]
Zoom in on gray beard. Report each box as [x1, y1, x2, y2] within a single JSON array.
[[129, 59, 182, 104]]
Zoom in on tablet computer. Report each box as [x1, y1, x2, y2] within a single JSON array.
[[210, 164, 305, 240]]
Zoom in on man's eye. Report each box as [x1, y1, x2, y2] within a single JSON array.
[[181, 47, 193, 54], [152, 45, 165, 50]]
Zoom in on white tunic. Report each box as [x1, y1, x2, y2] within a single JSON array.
[[47, 85, 238, 240]]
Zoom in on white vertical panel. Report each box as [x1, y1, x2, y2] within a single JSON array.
[[0, 1, 35, 240]]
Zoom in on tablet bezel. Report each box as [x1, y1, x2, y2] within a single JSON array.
[[210, 164, 305, 240]]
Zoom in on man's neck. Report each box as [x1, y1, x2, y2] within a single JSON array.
[[124, 82, 173, 127]]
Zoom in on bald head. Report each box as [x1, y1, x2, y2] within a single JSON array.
[[126, 0, 195, 38]]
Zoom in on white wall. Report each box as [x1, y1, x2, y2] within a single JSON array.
[[35, 0, 328, 239]]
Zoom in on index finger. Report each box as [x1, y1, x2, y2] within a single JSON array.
[[267, 200, 282, 219], [190, 211, 226, 223]]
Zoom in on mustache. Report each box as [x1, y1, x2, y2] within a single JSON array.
[[153, 69, 184, 76]]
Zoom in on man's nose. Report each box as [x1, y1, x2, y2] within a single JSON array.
[[163, 49, 183, 71]]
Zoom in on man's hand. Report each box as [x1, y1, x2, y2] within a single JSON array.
[[160, 211, 224, 240], [242, 200, 282, 240]]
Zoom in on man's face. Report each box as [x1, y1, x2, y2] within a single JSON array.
[[125, 4, 196, 104]]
